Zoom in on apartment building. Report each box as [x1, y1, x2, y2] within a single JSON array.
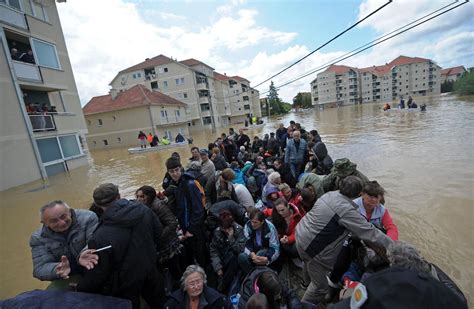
[[311, 56, 442, 108], [83, 85, 188, 149], [440, 66, 466, 83], [108, 55, 261, 131], [314, 65, 359, 108], [0, 0, 88, 191]]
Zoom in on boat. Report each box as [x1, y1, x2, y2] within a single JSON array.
[[128, 141, 188, 154]]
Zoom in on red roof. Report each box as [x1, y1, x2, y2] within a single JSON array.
[[83, 84, 186, 115], [231, 76, 250, 83], [324, 64, 357, 74], [358, 56, 432, 76], [119, 54, 173, 74], [389, 55, 430, 67], [214, 71, 229, 81], [441, 66, 465, 76], [179, 58, 214, 69]]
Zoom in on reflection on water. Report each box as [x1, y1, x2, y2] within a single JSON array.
[[1, 94, 473, 304]]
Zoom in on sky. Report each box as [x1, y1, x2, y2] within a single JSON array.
[[56, 0, 474, 105]]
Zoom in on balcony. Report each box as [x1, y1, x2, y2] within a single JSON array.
[[0, 3, 28, 30], [29, 114, 55, 132], [198, 95, 209, 104], [196, 82, 208, 90], [12, 61, 42, 82]]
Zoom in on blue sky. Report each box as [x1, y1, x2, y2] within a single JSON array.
[[57, 0, 473, 105]]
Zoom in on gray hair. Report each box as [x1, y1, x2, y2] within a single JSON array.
[[267, 172, 281, 184], [40, 200, 69, 220], [387, 241, 430, 274], [180, 264, 207, 290]]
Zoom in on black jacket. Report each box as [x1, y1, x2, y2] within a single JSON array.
[[77, 199, 162, 303], [276, 163, 297, 188], [236, 133, 250, 149], [165, 286, 227, 309]]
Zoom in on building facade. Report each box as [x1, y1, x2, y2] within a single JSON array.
[[0, 0, 88, 191], [311, 56, 442, 108], [440, 66, 466, 83], [108, 55, 261, 132], [83, 85, 189, 149]]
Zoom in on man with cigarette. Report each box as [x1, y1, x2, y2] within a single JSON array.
[[29, 200, 98, 289], [76, 183, 166, 309]]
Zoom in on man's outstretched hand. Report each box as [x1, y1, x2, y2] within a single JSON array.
[[56, 255, 71, 279], [79, 249, 99, 270]]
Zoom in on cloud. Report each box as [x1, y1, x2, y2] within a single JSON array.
[[57, 0, 297, 105], [159, 12, 187, 21]]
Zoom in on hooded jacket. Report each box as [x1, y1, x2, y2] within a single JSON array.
[[210, 222, 246, 272], [296, 172, 325, 198], [76, 199, 162, 300], [322, 158, 369, 192], [176, 171, 206, 235]]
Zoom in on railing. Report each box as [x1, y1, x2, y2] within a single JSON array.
[[196, 82, 208, 90], [160, 116, 187, 124], [198, 96, 209, 104], [0, 4, 28, 29], [29, 114, 56, 132], [12, 61, 42, 82]]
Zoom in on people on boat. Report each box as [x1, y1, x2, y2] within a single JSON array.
[[147, 132, 153, 146], [137, 131, 147, 148], [151, 134, 159, 146], [175, 132, 185, 143], [398, 96, 405, 109], [26, 119, 468, 309], [406, 96, 413, 108], [161, 135, 170, 145], [29, 200, 98, 289], [420, 103, 427, 111], [383, 103, 391, 111]]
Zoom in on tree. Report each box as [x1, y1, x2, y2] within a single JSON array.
[[267, 81, 286, 115], [293, 92, 312, 108], [454, 68, 474, 95], [441, 80, 454, 93]]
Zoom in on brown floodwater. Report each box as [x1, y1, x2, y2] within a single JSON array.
[[1, 94, 473, 304]]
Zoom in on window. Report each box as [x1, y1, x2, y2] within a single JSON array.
[[202, 116, 212, 125], [32, 1, 48, 21], [165, 130, 172, 140], [132, 73, 136, 79], [36, 138, 62, 163], [175, 77, 185, 85], [183, 92, 187, 98], [201, 103, 210, 111], [98, 119, 103, 126], [159, 67, 168, 73], [21, 0, 33, 15], [59, 135, 80, 157], [175, 110, 180, 118], [112, 116, 116, 121], [151, 81, 158, 90], [117, 137, 121, 143], [31, 39, 60, 69], [102, 139, 108, 146], [244, 104, 251, 110], [93, 141, 97, 146], [243, 96, 249, 101], [163, 81, 168, 88], [87, 120, 91, 126], [2, 0, 20, 10]]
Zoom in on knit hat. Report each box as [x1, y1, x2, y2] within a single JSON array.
[[333, 158, 357, 178], [93, 183, 119, 206], [199, 149, 209, 156]]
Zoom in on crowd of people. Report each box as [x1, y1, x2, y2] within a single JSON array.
[[18, 121, 468, 309]]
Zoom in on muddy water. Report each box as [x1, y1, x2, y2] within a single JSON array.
[[1, 94, 472, 304]]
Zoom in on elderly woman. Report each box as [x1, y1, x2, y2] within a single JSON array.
[[165, 265, 226, 309], [238, 208, 280, 274], [261, 171, 281, 207]]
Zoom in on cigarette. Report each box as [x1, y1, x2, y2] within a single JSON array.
[[94, 245, 112, 252]]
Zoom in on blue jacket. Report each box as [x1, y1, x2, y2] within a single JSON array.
[[285, 138, 307, 164], [177, 171, 205, 234], [243, 219, 280, 264]]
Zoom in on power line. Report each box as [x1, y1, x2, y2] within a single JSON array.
[[252, 0, 393, 89], [259, 0, 468, 97]]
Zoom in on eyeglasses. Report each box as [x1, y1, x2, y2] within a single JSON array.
[[187, 279, 203, 288]]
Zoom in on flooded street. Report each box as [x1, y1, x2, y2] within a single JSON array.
[[1, 94, 473, 304]]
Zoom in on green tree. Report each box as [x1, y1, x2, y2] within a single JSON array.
[[441, 80, 454, 93], [454, 68, 474, 95], [293, 92, 312, 108], [267, 81, 284, 115]]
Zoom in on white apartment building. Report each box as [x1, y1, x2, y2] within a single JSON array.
[[108, 55, 261, 131], [311, 56, 442, 108], [1, 0, 88, 190]]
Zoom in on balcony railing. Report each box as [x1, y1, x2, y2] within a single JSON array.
[[12, 61, 42, 82], [198, 96, 209, 104], [0, 4, 28, 30], [29, 114, 56, 132]]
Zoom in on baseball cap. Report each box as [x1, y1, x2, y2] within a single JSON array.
[[329, 267, 467, 309], [199, 149, 209, 156]]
